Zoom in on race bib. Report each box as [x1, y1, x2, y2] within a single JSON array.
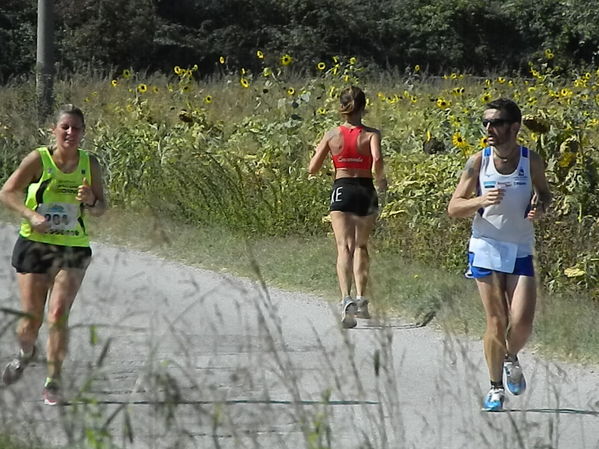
[[36, 202, 79, 231], [469, 236, 518, 273]]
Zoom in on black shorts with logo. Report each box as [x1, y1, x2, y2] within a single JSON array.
[[11, 236, 92, 274], [329, 177, 378, 217]]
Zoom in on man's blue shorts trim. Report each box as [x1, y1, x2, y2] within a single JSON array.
[[465, 252, 534, 279]]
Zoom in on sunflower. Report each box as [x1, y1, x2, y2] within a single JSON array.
[[204, 95, 213, 104], [560, 88, 573, 97], [280, 54, 293, 66], [219, 56, 225, 64], [479, 136, 489, 148], [436, 98, 450, 109], [111, 79, 118, 87], [256, 50, 264, 59], [452, 133, 468, 148], [481, 93, 492, 103], [317, 62, 326, 71], [240, 78, 250, 88], [287, 87, 295, 96], [122, 69, 131, 79], [174, 66, 182, 75], [262, 67, 272, 77], [152, 86, 159, 94], [137, 83, 147, 93], [349, 56, 357, 65], [414, 64, 421, 72], [544, 49, 554, 60]]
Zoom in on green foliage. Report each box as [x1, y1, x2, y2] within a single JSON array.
[[0, 0, 36, 83], [2, 0, 599, 80], [1, 53, 599, 294]]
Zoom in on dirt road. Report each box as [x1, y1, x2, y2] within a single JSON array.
[[1, 224, 598, 448]]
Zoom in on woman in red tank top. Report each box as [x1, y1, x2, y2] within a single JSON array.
[[308, 86, 387, 328]]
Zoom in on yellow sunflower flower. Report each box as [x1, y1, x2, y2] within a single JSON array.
[[349, 56, 357, 65], [263, 67, 272, 77], [137, 83, 147, 93], [219, 56, 225, 64], [317, 62, 326, 71], [174, 66, 182, 75], [287, 87, 295, 96], [204, 95, 213, 104], [111, 79, 118, 87], [240, 78, 250, 88], [122, 69, 131, 79], [414, 64, 421, 72], [280, 54, 293, 66], [479, 136, 489, 148], [256, 50, 264, 59], [452, 133, 468, 148], [544, 49, 554, 60], [564, 266, 585, 278], [436, 98, 451, 109]]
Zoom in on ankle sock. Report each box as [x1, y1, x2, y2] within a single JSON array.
[[44, 377, 59, 387], [491, 380, 504, 389], [19, 348, 34, 359]]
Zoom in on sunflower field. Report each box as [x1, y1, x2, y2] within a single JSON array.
[[1, 51, 598, 296]]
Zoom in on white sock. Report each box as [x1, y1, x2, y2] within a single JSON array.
[[20, 348, 34, 359]]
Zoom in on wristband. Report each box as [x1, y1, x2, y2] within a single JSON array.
[[84, 198, 97, 208]]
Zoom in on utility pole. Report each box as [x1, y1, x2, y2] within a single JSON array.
[[36, 0, 54, 126]]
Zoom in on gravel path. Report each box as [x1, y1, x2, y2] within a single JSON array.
[[1, 223, 598, 449]]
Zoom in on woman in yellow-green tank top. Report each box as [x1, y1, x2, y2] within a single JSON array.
[[20, 146, 93, 247], [0, 104, 106, 405]]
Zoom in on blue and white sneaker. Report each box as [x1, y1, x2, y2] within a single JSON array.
[[504, 356, 526, 395], [482, 387, 505, 411], [340, 296, 357, 329]]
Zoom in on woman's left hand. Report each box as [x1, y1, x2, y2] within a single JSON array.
[[76, 177, 95, 206]]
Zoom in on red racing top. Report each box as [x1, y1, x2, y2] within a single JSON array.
[[331, 126, 372, 170]]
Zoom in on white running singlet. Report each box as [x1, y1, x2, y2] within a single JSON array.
[[469, 147, 534, 271]]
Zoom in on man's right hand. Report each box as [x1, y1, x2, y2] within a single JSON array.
[[480, 188, 504, 207]]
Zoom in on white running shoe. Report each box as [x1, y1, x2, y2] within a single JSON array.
[[340, 296, 357, 329], [504, 355, 526, 395], [2, 346, 37, 386], [356, 298, 371, 319]]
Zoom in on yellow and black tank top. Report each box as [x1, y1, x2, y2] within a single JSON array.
[[19, 147, 92, 247]]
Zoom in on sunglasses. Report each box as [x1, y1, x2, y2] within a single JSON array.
[[482, 118, 512, 127]]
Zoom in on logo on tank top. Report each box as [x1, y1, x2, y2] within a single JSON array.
[[483, 181, 496, 189]]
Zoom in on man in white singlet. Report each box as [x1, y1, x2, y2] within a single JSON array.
[[448, 98, 552, 411]]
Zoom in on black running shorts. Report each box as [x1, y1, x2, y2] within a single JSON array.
[[11, 236, 92, 274], [329, 177, 378, 217]]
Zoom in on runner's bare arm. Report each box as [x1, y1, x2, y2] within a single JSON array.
[[308, 129, 334, 174], [0, 151, 43, 222], [528, 150, 552, 218], [448, 152, 503, 217], [82, 156, 107, 217], [370, 130, 387, 192]]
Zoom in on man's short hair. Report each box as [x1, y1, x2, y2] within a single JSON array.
[[485, 98, 522, 123]]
